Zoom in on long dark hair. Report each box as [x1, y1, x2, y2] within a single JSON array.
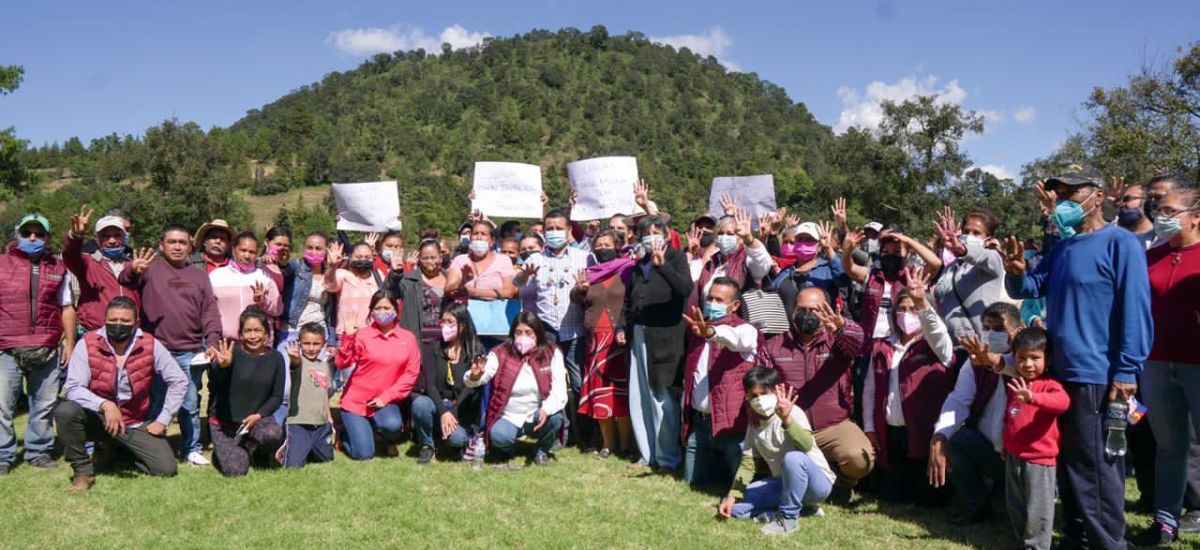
[[506, 311, 554, 364], [440, 300, 483, 360]]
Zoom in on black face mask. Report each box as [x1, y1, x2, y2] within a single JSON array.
[[350, 259, 374, 273], [793, 311, 822, 335], [880, 254, 904, 277], [699, 233, 715, 248], [1143, 198, 1161, 220], [594, 249, 619, 263], [106, 323, 134, 343]]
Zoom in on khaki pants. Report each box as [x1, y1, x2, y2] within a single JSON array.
[[814, 419, 875, 487]]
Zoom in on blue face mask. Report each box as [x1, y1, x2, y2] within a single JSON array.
[[1052, 190, 1098, 239], [372, 311, 397, 326], [544, 230, 568, 249], [640, 235, 663, 249], [17, 238, 46, 257], [703, 301, 729, 321], [100, 246, 126, 260]]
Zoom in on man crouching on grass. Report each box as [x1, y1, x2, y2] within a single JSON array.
[[54, 297, 188, 493], [717, 367, 835, 535]]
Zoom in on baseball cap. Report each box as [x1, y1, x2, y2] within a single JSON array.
[[1044, 164, 1103, 193], [94, 215, 126, 235], [18, 214, 51, 234], [864, 221, 884, 233], [793, 222, 822, 239]]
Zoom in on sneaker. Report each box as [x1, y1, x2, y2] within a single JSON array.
[[533, 452, 550, 467], [1179, 510, 1200, 534], [597, 448, 612, 460], [66, 475, 95, 495], [0, 463, 9, 476], [1127, 521, 1178, 546], [761, 515, 799, 536], [27, 456, 57, 469], [800, 506, 825, 518], [417, 446, 435, 465], [186, 451, 211, 466], [752, 512, 777, 524]]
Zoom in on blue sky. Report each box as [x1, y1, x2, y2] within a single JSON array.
[[3, 1, 1199, 180]]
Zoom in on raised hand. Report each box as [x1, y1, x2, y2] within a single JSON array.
[[1105, 176, 1127, 203], [364, 232, 380, 251], [634, 178, 650, 207], [517, 261, 539, 283], [937, 207, 966, 256], [733, 208, 754, 244], [342, 320, 360, 338], [468, 355, 486, 381], [1034, 180, 1057, 215], [468, 190, 477, 202], [960, 333, 998, 372], [541, 191, 549, 205], [285, 340, 301, 364], [814, 300, 845, 333], [568, 191, 578, 210], [719, 193, 738, 217], [649, 238, 667, 267], [757, 213, 775, 241], [817, 221, 836, 251], [390, 251, 408, 272], [460, 263, 476, 284], [906, 264, 932, 310], [830, 197, 848, 230], [70, 204, 94, 236], [1001, 236, 1027, 276], [586, 220, 601, 238], [774, 383, 797, 420], [251, 281, 267, 304], [682, 305, 714, 339], [686, 225, 702, 256], [207, 339, 235, 369], [842, 229, 865, 254], [575, 268, 590, 292], [326, 242, 345, 267], [1007, 376, 1033, 404], [131, 247, 157, 275]]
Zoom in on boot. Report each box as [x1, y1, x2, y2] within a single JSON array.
[[66, 474, 95, 495]]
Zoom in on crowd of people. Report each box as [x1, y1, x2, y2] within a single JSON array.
[[0, 166, 1197, 548]]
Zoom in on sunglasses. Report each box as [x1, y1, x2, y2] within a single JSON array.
[[18, 229, 47, 239]]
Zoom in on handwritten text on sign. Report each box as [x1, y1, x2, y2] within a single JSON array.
[[471, 162, 544, 219], [567, 156, 639, 221]]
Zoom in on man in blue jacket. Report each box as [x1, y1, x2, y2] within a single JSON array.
[[1003, 165, 1152, 550]]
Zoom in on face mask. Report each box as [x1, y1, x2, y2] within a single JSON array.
[[468, 240, 490, 256], [593, 249, 618, 263], [1143, 198, 1161, 221], [641, 235, 664, 250], [716, 234, 738, 256], [16, 238, 45, 257], [232, 260, 257, 274], [349, 259, 374, 273], [897, 311, 921, 336], [699, 233, 715, 249], [1153, 214, 1183, 240], [458, 235, 470, 248], [880, 254, 904, 277], [513, 335, 536, 355], [100, 246, 126, 260], [1117, 207, 1144, 227], [1052, 190, 1098, 239], [105, 323, 135, 343], [441, 324, 459, 342], [380, 250, 394, 262], [793, 311, 822, 335], [303, 251, 325, 267], [703, 301, 729, 321], [372, 311, 396, 326], [1023, 249, 1037, 262], [784, 241, 820, 262], [544, 230, 568, 249], [864, 239, 880, 254], [421, 261, 440, 275], [614, 230, 628, 245], [982, 329, 1011, 354], [958, 234, 983, 249], [750, 394, 778, 417]]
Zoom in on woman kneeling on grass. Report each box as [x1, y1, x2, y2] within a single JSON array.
[[206, 307, 286, 477], [466, 312, 567, 469], [717, 367, 835, 536]]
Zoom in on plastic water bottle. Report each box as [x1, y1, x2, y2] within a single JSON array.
[[1105, 399, 1128, 457]]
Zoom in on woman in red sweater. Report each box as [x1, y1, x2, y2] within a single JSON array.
[[335, 290, 422, 460], [1135, 186, 1200, 544]]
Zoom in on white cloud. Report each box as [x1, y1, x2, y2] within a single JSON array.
[[834, 75, 969, 133], [650, 26, 740, 71], [1014, 105, 1037, 124], [977, 164, 1015, 181], [327, 24, 490, 56]]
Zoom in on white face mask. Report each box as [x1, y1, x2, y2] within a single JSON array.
[[716, 234, 738, 256], [983, 329, 1011, 354], [958, 234, 984, 249], [750, 394, 778, 417]]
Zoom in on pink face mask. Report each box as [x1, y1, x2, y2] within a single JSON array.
[[513, 335, 537, 355], [898, 312, 922, 336], [231, 260, 257, 274], [782, 241, 820, 261], [441, 324, 459, 343], [303, 251, 325, 267]]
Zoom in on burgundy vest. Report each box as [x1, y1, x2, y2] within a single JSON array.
[[689, 246, 748, 310], [965, 363, 1001, 429], [765, 331, 852, 432], [484, 344, 553, 444], [0, 245, 67, 349], [682, 315, 763, 438], [869, 338, 952, 467], [84, 331, 157, 426], [857, 269, 906, 344]]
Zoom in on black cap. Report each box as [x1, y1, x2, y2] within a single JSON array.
[[691, 214, 717, 228], [1044, 165, 1103, 192]]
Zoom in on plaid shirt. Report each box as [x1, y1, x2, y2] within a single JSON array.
[[519, 246, 591, 341]]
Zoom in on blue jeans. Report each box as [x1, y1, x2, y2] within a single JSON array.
[[411, 394, 469, 449], [684, 413, 743, 487], [628, 325, 682, 469], [160, 350, 206, 456], [489, 412, 564, 457], [1142, 360, 1200, 529], [947, 426, 1005, 513], [0, 351, 60, 464], [340, 404, 404, 461], [732, 451, 834, 519]]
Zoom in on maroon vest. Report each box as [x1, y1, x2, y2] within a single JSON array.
[[869, 338, 952, 467], [857, 269, 906, 344], [765, 331, 852, 432], [484, 344, 553, 444], [689, 246, 748, 310], [84, 330, 157, 426], [682, 315, 763, 438], [965, 363, 1001, 429], [0, 245, 67, 349]]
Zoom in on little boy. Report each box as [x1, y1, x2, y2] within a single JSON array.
[[717, 366, 836, 536], [1000, 328, 1069, 550], [280, 323, 336, 468]]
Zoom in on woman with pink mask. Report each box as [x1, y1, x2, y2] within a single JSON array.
[[209, 231, 283, 341], [771, 221, 849, 316]]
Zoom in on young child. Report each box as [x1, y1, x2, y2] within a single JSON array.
[[280, 322, 337, 468], [1000, 328, 1069, 550], [717, 366, 836, 536]]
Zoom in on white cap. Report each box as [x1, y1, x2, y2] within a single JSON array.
[[794, 222, 822, 239], [864, 221, 884, 233], [94, 215, 126, 235]]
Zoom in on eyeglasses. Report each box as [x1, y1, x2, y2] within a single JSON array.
[[18, 229, 46, 239], [1156, 206, 1195, 218], [1120, 195, 1144, 203]]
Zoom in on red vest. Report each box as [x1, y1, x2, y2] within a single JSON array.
[[765, 330, 855, 432], [484, 344, 553, 444], [689, 246, 748, 311], [0, 245, 67, 349], [857, 269, 906, 344], [965, 363, 1001, 429], [84, 330, 157, 426], [682, 316, 763, 438], [869, 338, 952, 467]]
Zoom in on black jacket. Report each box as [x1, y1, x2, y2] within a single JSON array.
[[419, 341, 484, 424], [619, 247, 694, 389]]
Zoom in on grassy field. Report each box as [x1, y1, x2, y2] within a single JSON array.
[[0, 408, 1186, 550]]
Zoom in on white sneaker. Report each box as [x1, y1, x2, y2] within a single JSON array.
[[186, 451, 210, 466]]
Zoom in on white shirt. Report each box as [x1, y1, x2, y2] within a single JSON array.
[[466, 347, 568, 427], [518, 246, 591, 340], [691, 323, 760, 413], [862, 304, 954, 433], [742, 405, 836, 485], [695, 244, 773, 298], [871, 281, 894, 339], [933, 359, 1007, 452]]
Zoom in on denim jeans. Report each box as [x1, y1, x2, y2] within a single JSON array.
[[159, 350, 206, 456], [732, 451, 834, 519], [947, 426, 1005, 513], [1142, 360, 1200, 529], [340, 404, 404, 460], [411, 394, 469, 449], [628, 325, 682, 469], [489, 412, 564, 457], [0, 350, 60, 464], [684, 413, 743, 487]]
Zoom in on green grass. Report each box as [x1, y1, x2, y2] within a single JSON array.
[[0, 409, 1187, 549]]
